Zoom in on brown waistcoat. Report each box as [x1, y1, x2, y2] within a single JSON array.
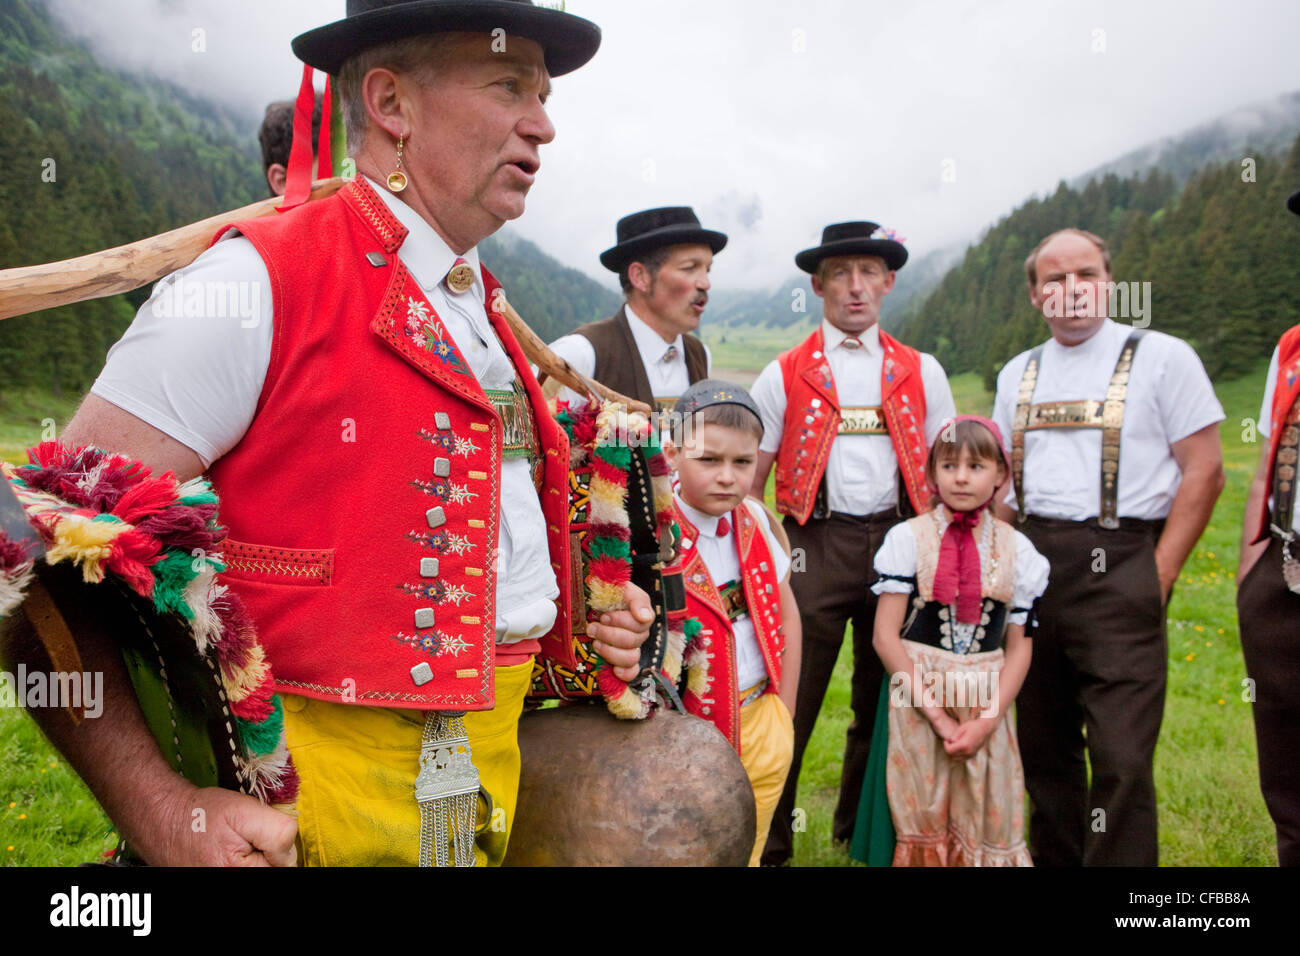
[[573, 306, 708, 408]]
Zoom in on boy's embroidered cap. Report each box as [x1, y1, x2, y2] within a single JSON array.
[[674, 379, 763, 431]]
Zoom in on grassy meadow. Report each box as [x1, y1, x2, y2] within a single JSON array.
[[0, 327, 1280, 865]]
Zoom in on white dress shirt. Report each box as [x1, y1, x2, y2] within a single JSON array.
[[992, 319, 1225, 521], [92, 176, 558, 641], [750, 319, 956, 515], [1256, 345, 1300, 533], [677, 495, 791, 693], [547, 303, 712, 408]]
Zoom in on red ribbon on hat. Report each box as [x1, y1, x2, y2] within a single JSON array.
[[277, 64, 334, 214]]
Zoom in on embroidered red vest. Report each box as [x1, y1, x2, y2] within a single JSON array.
[[1254, 324, 1300, 543], [206, 179, 572, 711], [675, 500, 785, 752], [774, 326, 931, 523]]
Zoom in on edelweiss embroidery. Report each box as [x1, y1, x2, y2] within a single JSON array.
[[391, 629, 471, 659], [410, 478, 478, 505], [406, 530, 475, 555], [403, 296, 469, 375], [398, 581, 475, 605]]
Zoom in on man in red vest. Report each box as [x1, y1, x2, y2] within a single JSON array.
[[15, 0, 655, 867], [1237, 188, 1300, 866], [749, 222, 956, 864]]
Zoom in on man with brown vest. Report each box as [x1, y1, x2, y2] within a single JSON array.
[[548, 206, 726, 411], [1237, 188, 1300, 867], [749, 221, 956, 865]]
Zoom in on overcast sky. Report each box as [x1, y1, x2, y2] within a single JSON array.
[[45, 0, 1300, 290]]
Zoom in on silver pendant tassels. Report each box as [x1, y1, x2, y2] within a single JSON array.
[[416, 710, 480, 867]]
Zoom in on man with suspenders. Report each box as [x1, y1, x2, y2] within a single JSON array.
[[1237, 188, 1300, 867], [992, 228, 1225, 866]]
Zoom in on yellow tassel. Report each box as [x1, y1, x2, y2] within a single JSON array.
[[686, 648, 711, 697], [45, 515, 129, 583], [587, 579, 624, 611], [223, 644, 270, 703], [606, 686, 646, 720]]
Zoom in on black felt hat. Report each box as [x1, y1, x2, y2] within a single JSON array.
[[292, 0, 601, 77], [599, 207, 728, 273], [1289, 190, 1300, 217], [795, 221, 908, 274]]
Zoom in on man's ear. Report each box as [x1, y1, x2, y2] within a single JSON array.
[[663, 437, 678, 469], [882, 270, 897, 294], [361, 66, 408, 141], [810, 275, 825, 298], [628, 261, 653, 296], [1027, 281, 1043, 311], [266, 163, 288, 197]]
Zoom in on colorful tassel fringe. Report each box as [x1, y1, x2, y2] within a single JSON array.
[[0, 443, 297, 810]]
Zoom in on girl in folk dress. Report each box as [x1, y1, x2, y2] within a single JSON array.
[[870, 416, 1049, 866]]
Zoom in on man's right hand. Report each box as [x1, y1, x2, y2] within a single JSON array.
[[141, 785, 298, 867]]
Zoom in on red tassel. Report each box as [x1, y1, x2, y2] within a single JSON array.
[[587, 555, 632, 585]]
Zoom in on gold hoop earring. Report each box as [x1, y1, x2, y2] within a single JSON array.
[[387, 135, 408, 193]]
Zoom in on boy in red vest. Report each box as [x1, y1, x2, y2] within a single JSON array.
[[750, 222, 956, 864], [667, 380, 803, 866], [1238, 188, 1300, 866]]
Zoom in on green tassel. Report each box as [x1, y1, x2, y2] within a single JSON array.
[[588, 536, 631, 561], [235, 696, 285, 757], [151, 550, 198, 619], [597, 442, 631, 470]]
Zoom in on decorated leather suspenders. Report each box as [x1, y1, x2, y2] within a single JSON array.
[[1270, 392, 1300, 592], [1012, 330, 1148, 527]]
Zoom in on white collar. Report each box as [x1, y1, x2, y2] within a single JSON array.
[[625, 302, 685, 364], [1044, 317, 1121, 357], [821, 318, 880, 355], [675, 493, 731, 538], [365, 176, 483, 302]]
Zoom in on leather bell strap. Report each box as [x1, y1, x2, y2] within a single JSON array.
[[483, 380, 541, 461], [1011, 330, 1147, 528], [718, 578, 748, 623], [22, 578, 87, 724], [1270, 393, 1300, 592], [837, 406, 889, 435]]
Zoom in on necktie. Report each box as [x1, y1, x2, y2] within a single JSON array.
[[445, 257, 475, 295], [662, 345, 680, 363], [715, 515, 730, 537], [840, 336, 864, 350]]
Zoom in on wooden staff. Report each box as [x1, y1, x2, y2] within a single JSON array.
[[0, 178, 649, 415], [0, 178, 345, 321]]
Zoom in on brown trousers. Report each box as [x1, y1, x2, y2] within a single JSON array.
[[1016, 515, 1166, 866], [1236, 536, 1300, 866], [760, 511, 896, 865]]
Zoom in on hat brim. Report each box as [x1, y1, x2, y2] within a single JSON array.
[[292, 1, 602, 77], [795, 238, 907, 274], [1289, 190, 1300, 217], [600, 226, 729, 272]]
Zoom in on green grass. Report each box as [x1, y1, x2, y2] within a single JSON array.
[[0, 364, 1280, 866], [0, 388, 81, 464]]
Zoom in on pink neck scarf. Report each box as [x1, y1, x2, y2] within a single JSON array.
[[932, 505, 985, 624]]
